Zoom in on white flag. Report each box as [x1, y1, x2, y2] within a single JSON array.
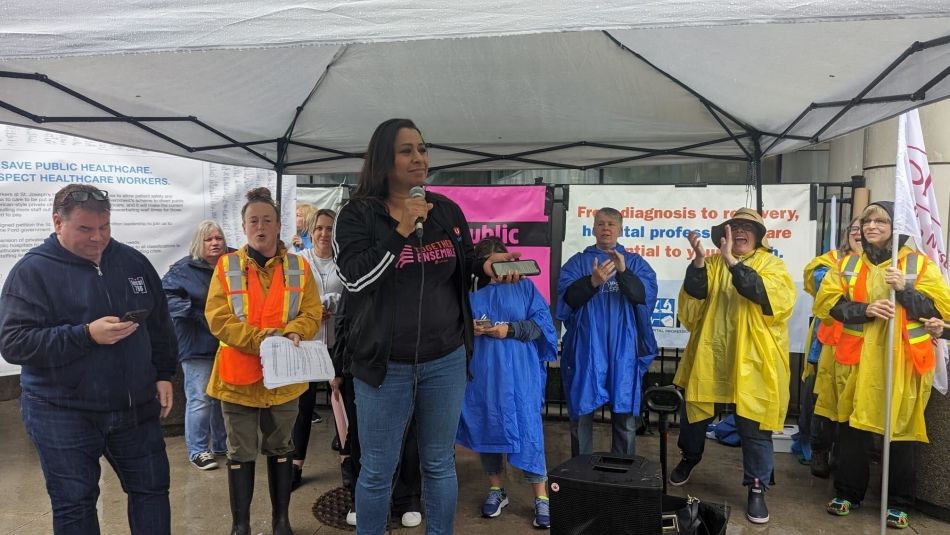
[[893, 109, 949, 394]]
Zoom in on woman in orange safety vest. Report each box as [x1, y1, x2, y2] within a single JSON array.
[[814, 201, 950, 529], [205, 187, 322, 535]]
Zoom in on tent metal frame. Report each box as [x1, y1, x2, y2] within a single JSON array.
[[1, 32, 947, 210]]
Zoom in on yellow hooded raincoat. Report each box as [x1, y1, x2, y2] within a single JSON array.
[[674, 249, 796, 432], [801, 250, 843, 382], [813, 245, 950, 442], [205, 244, 323, 408]]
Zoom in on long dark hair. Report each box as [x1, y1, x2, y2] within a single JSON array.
[[351, 118, 423, 200]]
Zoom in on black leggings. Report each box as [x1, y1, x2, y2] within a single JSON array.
[[291, 382, 322, 462]]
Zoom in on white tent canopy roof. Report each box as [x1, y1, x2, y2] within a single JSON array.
[[1, 1, 949, 173]]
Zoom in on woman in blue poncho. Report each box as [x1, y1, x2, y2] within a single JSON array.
[[457, 237, 559, 530]]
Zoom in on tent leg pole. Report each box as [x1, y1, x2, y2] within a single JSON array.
[[753, 138, 763, 213]]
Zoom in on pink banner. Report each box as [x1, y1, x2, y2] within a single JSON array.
[[429, 185, 552, 302]]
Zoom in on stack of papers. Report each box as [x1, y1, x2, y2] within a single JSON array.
[[260, 337, 335, 389]]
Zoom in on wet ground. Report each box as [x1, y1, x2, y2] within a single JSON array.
[[2, 399, 946, 534]]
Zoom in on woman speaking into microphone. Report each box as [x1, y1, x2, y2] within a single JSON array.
[[333, 118, 516, 535]]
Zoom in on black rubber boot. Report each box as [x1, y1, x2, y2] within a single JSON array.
[[268, 455, 295, 535], [746, 478, 769, 524], [227, 460, 255, 535]]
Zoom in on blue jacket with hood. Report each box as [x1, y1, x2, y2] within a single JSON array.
[[0, 234, 178, 412], [162, 252, 234, 362]]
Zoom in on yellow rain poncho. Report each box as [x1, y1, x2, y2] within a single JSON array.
[[813, 245, 950, 442], [674, 248, 796, 432], [801, 250, 841, 381]]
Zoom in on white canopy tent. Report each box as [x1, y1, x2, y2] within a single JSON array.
[[1, 1, 949, 193]]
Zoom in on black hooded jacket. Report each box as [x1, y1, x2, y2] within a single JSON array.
[[332, 193, 477, 387]]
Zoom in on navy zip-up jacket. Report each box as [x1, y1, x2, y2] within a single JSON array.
[[0, 234, 178, 412], [162, 252, 234, 362]]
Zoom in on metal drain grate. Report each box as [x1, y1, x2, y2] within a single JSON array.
[[312, 486, 355, 531]]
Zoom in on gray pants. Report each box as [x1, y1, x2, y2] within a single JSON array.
[[221, 399, 299, 462]]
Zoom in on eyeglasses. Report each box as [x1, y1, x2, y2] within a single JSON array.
[[728, 221, 757, 232], [862, 218, 891, 228], [847, 226, 861, 233]]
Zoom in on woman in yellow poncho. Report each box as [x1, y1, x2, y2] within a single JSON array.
[[670, 207, 795, 526], [814, 201, 950, 529], [795, 217, 862, 478]]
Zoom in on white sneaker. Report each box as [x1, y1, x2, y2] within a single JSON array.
[[401, 511, 422, 527], [345, 509, 356, 526]]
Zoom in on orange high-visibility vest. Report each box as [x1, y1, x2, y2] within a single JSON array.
[[816, 250, 843, 345], [216, 252, 306, 385], [835, 253, 935, 373]]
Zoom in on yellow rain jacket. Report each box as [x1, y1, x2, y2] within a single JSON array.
[[205, 244, 322, 408], [813, 245, 950, 442], [801, 250, 842, 381], [674, 249, 795, 432]]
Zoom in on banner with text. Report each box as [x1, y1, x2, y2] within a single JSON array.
[[428, 185, 551, 302], [564, 185, 815, 351], [0, 125, 295, 375]]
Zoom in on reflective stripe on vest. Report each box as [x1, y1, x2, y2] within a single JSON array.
[[900, 254, 936, 374], [284, 254, 304, 322], [223, 254, 249, 322], [839, 255, 865, 338]]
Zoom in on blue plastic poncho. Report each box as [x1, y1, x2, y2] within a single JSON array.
[[456, 279, 558, 477], [556, 245, 658, 419]]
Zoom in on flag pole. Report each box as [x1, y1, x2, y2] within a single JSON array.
[[881, 231, 899, 535]]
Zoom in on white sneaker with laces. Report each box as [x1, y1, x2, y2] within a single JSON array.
[[345, 509, 356, 526], [401, 511, 422, 527]]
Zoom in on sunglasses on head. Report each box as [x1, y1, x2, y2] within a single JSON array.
[[66, 189, 109, 202]]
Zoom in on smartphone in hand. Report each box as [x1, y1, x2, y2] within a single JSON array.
[[491, 259, 541, 277], [120, 308, 150, 324]]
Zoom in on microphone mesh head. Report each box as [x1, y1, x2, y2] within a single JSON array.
[[409, 186, 426, 198]]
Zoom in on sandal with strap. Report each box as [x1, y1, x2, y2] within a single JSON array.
[[886, 509, 909, 529], [827, 498, 859, 516]]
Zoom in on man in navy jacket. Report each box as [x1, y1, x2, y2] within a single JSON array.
[[0, 184, 178, 534]]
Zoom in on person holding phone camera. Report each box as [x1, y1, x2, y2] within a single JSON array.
[[457, 237, 558, 529], [556, 207, 659, 459], [162, 220, 234, 472], [0, 184, 178, 534], [204, 187, 322, 535]]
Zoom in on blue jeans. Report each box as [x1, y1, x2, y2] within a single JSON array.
[[479, 453, 546, 484], [677, 405, 774, 489], [21, 392, 170, 534], [181, 359, 226, 459], [354, 346, 467, 535], [569, 410, 637, 457]]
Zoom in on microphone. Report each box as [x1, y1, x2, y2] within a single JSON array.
[[410, 186, 426, 238]]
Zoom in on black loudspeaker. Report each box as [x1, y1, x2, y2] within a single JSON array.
[[549, 453, 663, 535]]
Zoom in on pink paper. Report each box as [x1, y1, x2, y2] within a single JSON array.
[[331, 388, 348, 449]]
